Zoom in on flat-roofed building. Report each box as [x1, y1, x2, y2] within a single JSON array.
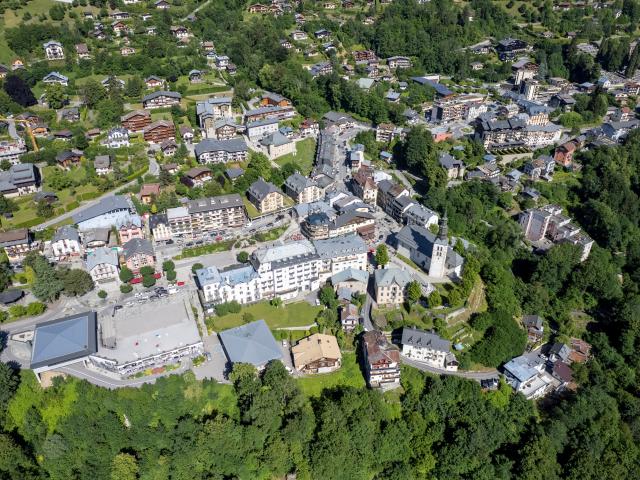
[[90, 292, 204, 377]]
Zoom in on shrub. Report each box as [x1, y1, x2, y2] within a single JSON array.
[[120, 284, 133, 294], [166, 270, 177, 281], [26, 302, 46, 316], [97, 290, 108, 299], [162, 260, 175, 272], [191, 263, 204, 273], [142, 275, 156, 288], [215, 301, 241, 316], [139, 266, 155, 277]]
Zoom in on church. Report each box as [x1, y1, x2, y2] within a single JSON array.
[[392, 216, 464, 279]]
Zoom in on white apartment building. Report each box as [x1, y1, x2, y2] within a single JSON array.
[[0, 140, 27, 165], [51, 226, 82, 259], [85, 247, 120, 283], [197, 236, 368, 304], [400, 327, 458, 371]]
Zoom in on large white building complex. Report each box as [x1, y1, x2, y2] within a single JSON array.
[[196, 235, 368, 306]]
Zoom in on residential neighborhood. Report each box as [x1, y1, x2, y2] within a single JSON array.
[[0, 0, 636, 477]]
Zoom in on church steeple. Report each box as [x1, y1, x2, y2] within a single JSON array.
[[437, 212, 448, 241]]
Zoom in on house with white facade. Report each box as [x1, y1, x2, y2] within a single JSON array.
[[104, 127, 130, 148], [400, 327, 458, 371], [51, 225, 82, 259], [43, 40, 64, 60], [85, 247, 120, 283]]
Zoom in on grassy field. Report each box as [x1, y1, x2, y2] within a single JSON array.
[[242, 197, 261, 219], [275, 138, 316, 175], [176, 240, 235, 259], [297, 352, 366, 397], [210, 301, 322, 331]]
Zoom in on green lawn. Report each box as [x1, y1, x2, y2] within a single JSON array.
[[251, 223, 289, 242], [275, 138, 316, 175], [297, 352, 366, 397], [210, 301, 322, 331], [242, 197, 261, 219]]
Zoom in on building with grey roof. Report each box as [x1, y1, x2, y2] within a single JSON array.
[[196, 97, 233, 129], [285, 172, 322, 204], [401, 327, 458, 371], [73, 195, 135, 231], [30, 312, 98, 381], [194, 138, 248, 164], [141, 90, 182, 109], [330, 267, 369, 295], [260, 131, 296, 159], [122, 238, 155, 271], [247, 178, 285, 213], [196, 264, 262, 306], [51, 225, 82, 259], [85, 247, 119, 283], [393, 219, 464, 279], [0, 163, 40, 198], [246, 117, 280, 139], [219, 319, 283, 368], [374, 267, 413, 306]]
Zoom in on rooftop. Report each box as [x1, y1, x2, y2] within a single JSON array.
[[219, 319, 282, 366]]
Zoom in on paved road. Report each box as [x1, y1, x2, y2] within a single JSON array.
[[402, 356, 499, 381], [181, 0, 212, 21], [59, 361, 191, 389], [7, 119, 19, 140], [362, 292, 374, 331]]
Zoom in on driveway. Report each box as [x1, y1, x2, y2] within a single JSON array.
[[401, 356, 499, 381]]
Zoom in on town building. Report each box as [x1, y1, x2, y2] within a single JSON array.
[[212, 118, 241, 140], [522, 315, 544, 344], [374, 268, 412, 306], [90, 293, 204, 377], [393, 219, 464, 279], [0, 139, 27, 165], [330, 267, 369, 296], [524, 156, 555, 180], [246, 118, 279, 139], [292, 334, 342, 374], [362, 330, 401, 389], [149, 214, 172, 242], [403, 204, 439, 230], [196, 97, 233, 133], [340, 303, 360, 331], [181, 167, 212, 188], [387, 56, 412, 69], [260, 131, 296, 158], [351, 168, 378, 205], [122, 238, 154, 272], [218, 320, 282, 369], [400, 327, 458, 371], [519, 204, 594, 261], [85, 247, 120, 283], [30, 312, 97, 383], [285, 172, 323, 204], [503, 354, 557, 400], [247, 178, 286, 213], [194, 138, 248, 164], [51, 226, 82, 259], [117, 218, 144, 244], [141, 91, 181, 109], [197, 236, 368, 305], [0, 163, 40, 198], [73, 195, 137, 231], [139, 183, 161, 205]]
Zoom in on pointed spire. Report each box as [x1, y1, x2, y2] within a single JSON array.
[[437, 211, 448, 241]]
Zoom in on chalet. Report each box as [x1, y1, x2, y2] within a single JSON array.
[[0, 229, 33, 265], [155, 0, 171, 9], [180, 126, 194, 143], [161, 163, 178, 174], [110, 10, 130, 20], [141, 90, 181, 109], [260, 92, 292, 108], [181, 167, 212, 187], [53, 130, 73, 141], [170, 25, 189, 39], [196, 97, 233, 129], [248, 3, 269, 13], [299, 119, 319, 138], [94, 155, 113, 176], [226, 63, 237, 75], [121, 110, 151, 132], [309, 61, 333, 78], [59, 107, 79, 123], [101, 76, 125, 90], [188, 69, 203, 83], [353, 50, 377, 64], [143, 120, 176, 143], [522, 315, 544, 343], [160, 138, 178, 155], [245, 105, 294, 123], [104, 127, 130, 148], [387, 56, 412, 69], [140, 183, 161, 204], [55, 150, 83, 169], [75, 43, 90, 59], [291, 30, 308, 41], [293, 334, 342, 374], [314, 29, 331, 39], [195, 138, 248, 164], [201, 41, 215, 51], [120, 46, 135, 56], [111, 21, 128, 35], [0, 164, 40, 198], [524, 156, 555, 180], [144, 76, 165, 89], [0, 64, 8, 79], [43, 71, 69, 87], [43, 40, 64, 60], [362, 330, 400, 389], [11, 59, 24, 70]]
